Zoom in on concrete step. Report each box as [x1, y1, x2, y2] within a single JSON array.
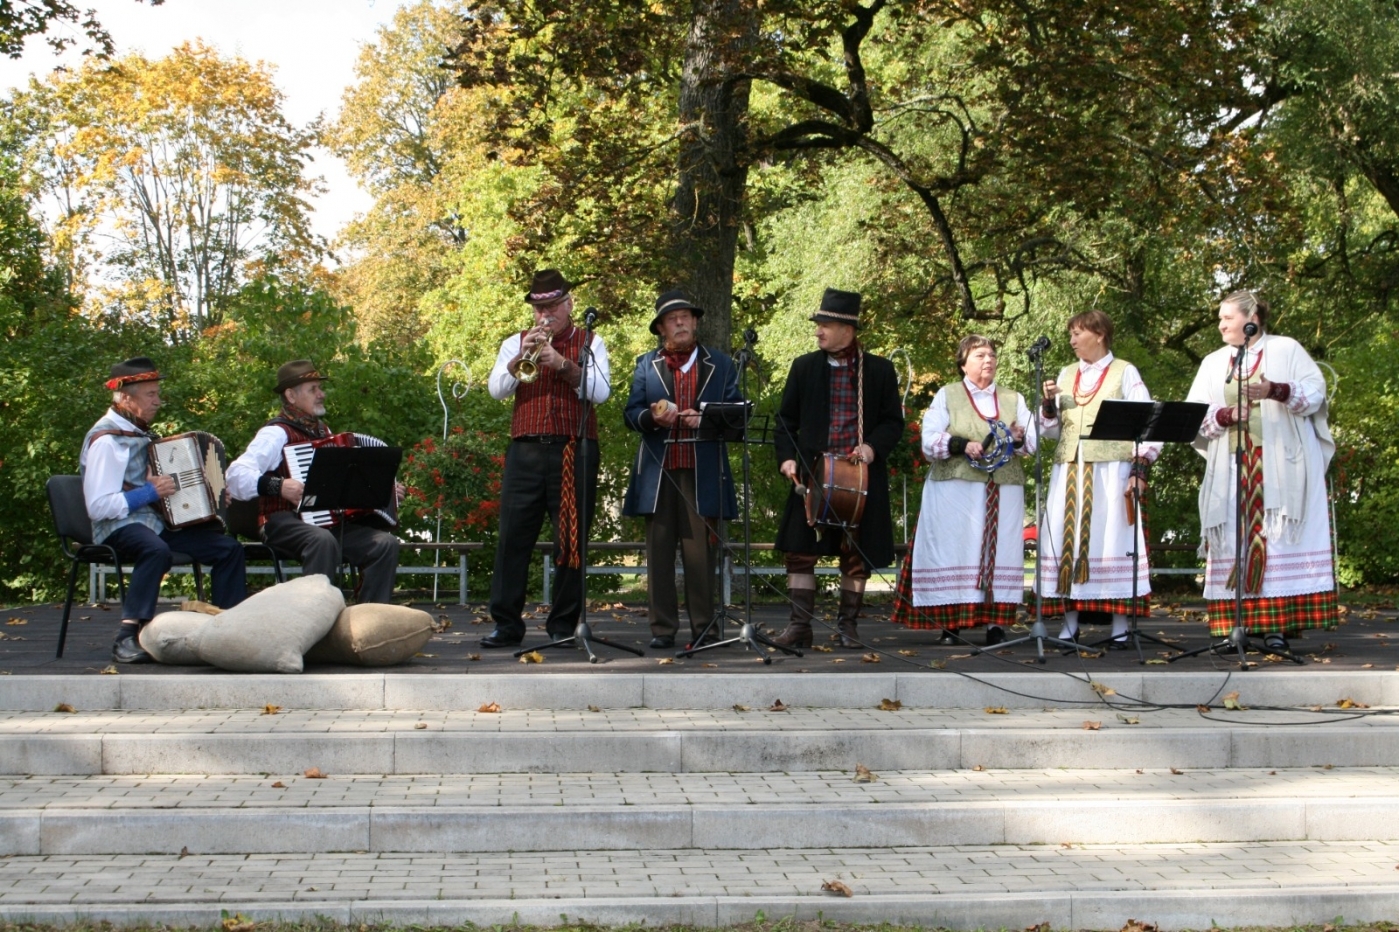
[[3, 670, 1397, 713], [2, 768, 1399, 855], [3, 841, 1399, 930], [3, 706, 1397, 774]]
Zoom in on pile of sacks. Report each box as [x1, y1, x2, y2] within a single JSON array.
[[138, 575, 435, 673]]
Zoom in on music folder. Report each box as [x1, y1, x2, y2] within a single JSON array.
[[1085, 399, 1208, 445], [697, 401, 754, 443], [299, 446, 403, 513]]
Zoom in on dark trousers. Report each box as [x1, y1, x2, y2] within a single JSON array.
[[489, 438, 599, 638], [262, 511, 401, 604], [104, 522, 247, 626], [645, 468, 718, 639]]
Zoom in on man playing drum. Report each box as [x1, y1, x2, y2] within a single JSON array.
[[772, 289, 904, 649]]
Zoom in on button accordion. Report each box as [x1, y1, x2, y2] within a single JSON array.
[[283, 432, 399, 529], [147, 431, 229, 529]]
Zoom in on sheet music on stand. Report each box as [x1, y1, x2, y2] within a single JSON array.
[[299, 446, 402, 513], [1087, 399, 1209, 445], [697, 401, 771, 444]]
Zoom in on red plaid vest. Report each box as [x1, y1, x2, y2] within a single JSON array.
[[827, 358, 860, 452], [510, 326, 599, 440], [258, 417, 330, 524], [663, 363, 698, 469]]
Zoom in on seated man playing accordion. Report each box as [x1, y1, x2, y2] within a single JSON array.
[[227, 360, 402, 604], [80, 357, 246, 664]]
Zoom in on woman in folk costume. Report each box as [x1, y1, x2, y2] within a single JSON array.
[[1037, 310, 1159, 646], [892, 335, 1036, 646], [1187, 290, 1337, 653]]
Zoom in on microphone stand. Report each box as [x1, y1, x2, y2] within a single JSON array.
[[1171, 329, 1301, 668], [516, 309, 643, 663], [987, 339, 1099, 662], [681, 329, 801, 663]]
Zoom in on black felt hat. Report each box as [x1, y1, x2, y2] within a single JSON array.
[[523, 269, 573, 305], [649, 289, 705, 335], [104, 357, 163, 390], [274, 359, 329, 394], [808, 288, 863, 329]]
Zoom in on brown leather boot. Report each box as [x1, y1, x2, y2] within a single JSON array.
[[836, 587, 864, 650], [770, 587, 816, 648]]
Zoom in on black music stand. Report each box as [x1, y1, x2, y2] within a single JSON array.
[[299, 445, 403, 592], [679, 403, 800, 663], [300, 446, 402, 514], [1074, 399, 1206, 661]]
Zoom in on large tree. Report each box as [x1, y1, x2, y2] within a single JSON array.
[[10, 41, 322, 337]]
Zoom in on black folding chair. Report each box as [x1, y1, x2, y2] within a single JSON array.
[[226, 497, 290, 584], [46, 475, 203, 658]]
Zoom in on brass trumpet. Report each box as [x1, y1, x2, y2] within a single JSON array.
[[516, 321, 553, 383]]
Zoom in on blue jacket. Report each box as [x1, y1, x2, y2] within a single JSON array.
[[622, 346, 742, 519]]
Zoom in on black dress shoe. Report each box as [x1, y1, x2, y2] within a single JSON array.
[[937, 629, 958, 645], [546, 626, 575, 641], [1107, 636, 1130, 650], [112, 637, 153, 664], [479, 628, 524, 648], [649, 635, 675, 649], [984, 624, 1006, 646]]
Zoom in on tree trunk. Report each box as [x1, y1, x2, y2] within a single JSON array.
[[671, 0, 754, 353]]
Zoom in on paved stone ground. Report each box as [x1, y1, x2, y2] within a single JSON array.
[[4, 841, 1399, 904], [2, 596, 1397, 675], [3, 767, 1399, 809]]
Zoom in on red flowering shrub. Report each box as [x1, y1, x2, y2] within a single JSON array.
[[398, 426, 505, 548]]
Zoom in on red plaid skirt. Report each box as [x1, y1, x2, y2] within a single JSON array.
[[1039, 596, 1151, 618], [1206, 589, 1338, 637], [890, 535, 1019, 631]]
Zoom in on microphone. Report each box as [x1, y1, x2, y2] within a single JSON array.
[[1225, 321, 1260, 383], [743, 327, 759, 346], [583, 306, 599, 328], [1026, 335, 1051, 359]]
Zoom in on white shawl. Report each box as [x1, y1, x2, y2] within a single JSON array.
[[1187, 334, 1334, 555]]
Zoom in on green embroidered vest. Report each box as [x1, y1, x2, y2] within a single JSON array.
[[1052, 358, 1136, 464], [929, 384, 1025, 485], [1222, 379, 1264, 445]]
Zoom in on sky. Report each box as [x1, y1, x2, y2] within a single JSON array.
[[0, 0, 416, 246]]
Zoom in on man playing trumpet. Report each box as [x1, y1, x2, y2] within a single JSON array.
[[480, 269, 612, 648]]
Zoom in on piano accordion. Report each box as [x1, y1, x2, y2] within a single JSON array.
[[283, 432, 399, 529], [148, 431, 229, 529]]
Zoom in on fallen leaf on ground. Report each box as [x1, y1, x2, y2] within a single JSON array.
[[879, 698, 903, 711], [948, 653, 973, 661], [657, 657, 675, 665], [853, 763, 877, 783], [984, 706, 1009, 714], [1116, 713, 1141, 725], [179, 846, 190, 858], [830, 658, 846, 664], [733, 704, 750, 712], [519, 651, 544, 664], [261, 705, 280, 715], [972, 764, 984, 772], [1337, 697, 1370, 709], [1170, 767, 1184, 775], [587, 705, 601, 713], [821, 879, 854, 897], [1082, 721, 1102, 731], [897, 649, 918, 657], [860, 652, 880, 664], [270, 781, 285, 788], [303, 767, 327, 779], [54, 703, 76, 713], [477, 702, 501, 713], [415, 652, 436, 658], [5, 618, 26, 626], [434, 615, 453, 632], [1090, 681, 1116, 696], [1024, 923, 1051, 932], [813, 645, 833, 653], [768, 699, 788, 712], [1121, 920, 1159, 932], [221, 913, 256, 932], [701, 662, 718, 668], [467, 653, 481, 661], [414, 722, 427, 730], [1145, 658, 1167, 665], [99, 665, 118, 675], [1222, 690, 1246, 710], [1197, 705, 1211, 713]]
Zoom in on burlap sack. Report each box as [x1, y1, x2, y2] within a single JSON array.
[[191, 574, 344, 674], [138, 611, 213, 665], [304, 603, 434, 667]]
